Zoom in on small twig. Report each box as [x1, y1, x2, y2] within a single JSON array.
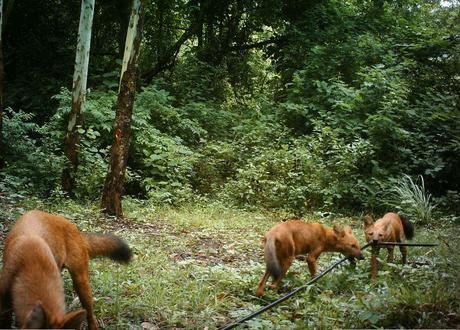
[[437, 236, 453, 252]]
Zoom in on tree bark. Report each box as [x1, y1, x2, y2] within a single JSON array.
[[101, 0, 145, 217], [62, 0, 95, 192], [0, 0, 4, 167], [1, 0, 14, 30]]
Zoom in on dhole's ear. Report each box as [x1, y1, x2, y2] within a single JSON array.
[[345, 225, 353, 234], [333, 224, 345, 237], [24, 301, 48, 329], [61, 309, 87, 330], [384, 221, 392, 231], [363, 215, 374, 228]]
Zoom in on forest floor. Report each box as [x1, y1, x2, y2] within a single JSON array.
[[0, 196, 459, 329]]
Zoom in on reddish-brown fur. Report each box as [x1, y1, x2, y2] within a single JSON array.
[[0, 210, 132, 329], [256, 221, 363, 297], [363, 212, 414, 265]]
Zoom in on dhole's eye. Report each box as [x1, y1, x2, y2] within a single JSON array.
[[379, 233, 383, 237], [351, 244, 357, 248], [368, 232, 373, 236]]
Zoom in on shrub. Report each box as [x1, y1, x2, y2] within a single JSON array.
[[219, 126, 374, 212], [135, 86, 207, 146], [131, 124, 200, 205], [1, 108, 65, 196]]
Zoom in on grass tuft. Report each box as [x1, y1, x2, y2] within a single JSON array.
[[389, 174, 437, 224]]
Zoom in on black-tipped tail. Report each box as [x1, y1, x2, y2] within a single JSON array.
[[85, 234, 132, 263], [265, 238, 282, 280], [400, 215, 414, 240]]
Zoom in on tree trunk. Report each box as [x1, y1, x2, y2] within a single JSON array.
[[0, 0, 4, 167], [101, 0, 145, 217], [62, 0, 95, 192], [0, 0, 15, 167]]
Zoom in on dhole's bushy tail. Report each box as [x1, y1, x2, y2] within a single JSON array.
[[400, 215, 414, 240], [84, 234, 132, 263], [265, 238, 282, 279]]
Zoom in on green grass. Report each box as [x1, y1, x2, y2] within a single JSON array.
[[1, 197, 459, 329]]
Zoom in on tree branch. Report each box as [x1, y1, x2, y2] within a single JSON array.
[[228, 35, 287, 52], [142, 22, 199, 84]]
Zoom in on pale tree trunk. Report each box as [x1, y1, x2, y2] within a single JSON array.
[[101, 0, 145, 216], [62, 0, 95, 192]]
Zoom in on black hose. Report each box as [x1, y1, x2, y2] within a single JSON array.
[[220, 243, 373, 329], [220, 240, 437, 329]]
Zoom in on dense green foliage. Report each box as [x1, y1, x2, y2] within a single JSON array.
[[3, 0, 459, 215], [3, 0, 458, 216]]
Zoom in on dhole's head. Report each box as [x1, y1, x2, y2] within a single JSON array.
[[333, 224, 364, 259], [22, 302, 86, 329], [363, 215, 390, 244]]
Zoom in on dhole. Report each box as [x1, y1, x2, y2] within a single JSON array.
[[363, 212, 414, 264], [0, 210, 132, 329], [256, 221, 364, 297]]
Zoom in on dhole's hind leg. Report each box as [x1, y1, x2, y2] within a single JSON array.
[[256, 270, 270, 297], [70, 269, 98, 330], [398, 233, 408, 264], [0, 278, 13, 328], [400, 245, 408, 264], [268, 256, 293, 290]]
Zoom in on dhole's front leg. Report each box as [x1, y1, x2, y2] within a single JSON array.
[[70, 270, 98, 330], [387, 247, 394, 263], [348, 257, 356, 268], [306, 250, 322, 277], [370, 246, 380, 279]]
